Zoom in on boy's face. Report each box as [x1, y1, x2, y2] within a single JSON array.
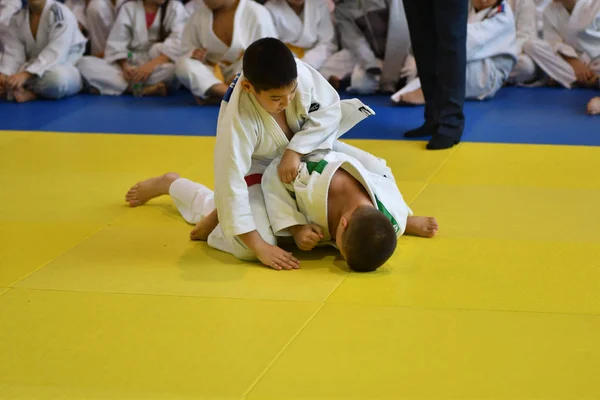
[[242, 79, 298, 115]]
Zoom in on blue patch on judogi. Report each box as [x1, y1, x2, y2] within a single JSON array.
[[223, 73, 241, 103]]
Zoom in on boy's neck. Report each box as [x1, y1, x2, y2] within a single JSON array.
[[563, 0, 577, 13], [328, 170, 375, 238], [143, 1, 159, 12], [30, 0, 46, 14], [289, 3, 304, 15]]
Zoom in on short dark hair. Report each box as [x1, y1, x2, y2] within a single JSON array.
[[343, 206, 397, 272], [243, 37, 298, 92]]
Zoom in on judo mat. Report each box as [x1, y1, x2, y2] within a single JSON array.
[[1, 87, 599, 399]]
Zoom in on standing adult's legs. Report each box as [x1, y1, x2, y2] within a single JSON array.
[[427, 0, 469, 150], [402, 0, 438, 138]]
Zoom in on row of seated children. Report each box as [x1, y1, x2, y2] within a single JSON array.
[[0, 0, 598, 114]]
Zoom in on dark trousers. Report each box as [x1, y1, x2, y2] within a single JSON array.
[[402, 0, 469, 141]]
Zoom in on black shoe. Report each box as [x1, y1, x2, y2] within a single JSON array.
[[403, 122, 437, 138], [426, 134, 458, 150]]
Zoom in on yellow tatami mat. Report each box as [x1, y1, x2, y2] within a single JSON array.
[[1, 130, 599, 399]]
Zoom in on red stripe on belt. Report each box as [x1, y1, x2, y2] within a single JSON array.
[[244, 174, 263, 187]]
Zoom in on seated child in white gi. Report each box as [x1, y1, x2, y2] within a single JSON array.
[[265, 0, 337, 72], [392, 0, 517, 105], [123, 147, 438, 272], [175, 0, 277, 105], [0, 0, 87, 102], [525, 0, 599, 88], [77, 0, 187, 96]]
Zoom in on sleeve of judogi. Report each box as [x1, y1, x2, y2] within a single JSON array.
[[0, 0, 21, 27], [302, 2, 337, 71], [0, 16, 26, 76], [262, 158, 309, 236], [334, 4, 379, 70], [371, 174, 412, 237], [286, 61, 342, 155], [179, 12, 200, 58], [513, 0, 537, 53], [159, 0, 189, 61], [467, 3, 517, 61], [543, 6, 578, 58], [104, 4, 134, 63], [213, 88, 260, 237], [25, 4, 80, 76], [575, 9, 600, 60]]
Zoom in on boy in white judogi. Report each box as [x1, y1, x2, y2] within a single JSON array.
[[319, 0, 410, 94], [0, 0, 87, 102], [126, 38, 376, 269], [265, 0, 337, 71], [392, 0, 517, 104], [506, 0, 540, 84], [124, 145, 439, 272], [77, 0, 188, 96], [175, 0, 277, 105], [525, 0, 599, 88]]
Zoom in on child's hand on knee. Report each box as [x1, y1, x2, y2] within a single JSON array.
[[278, 149, 302, 184]]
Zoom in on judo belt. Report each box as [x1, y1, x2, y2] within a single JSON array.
[[244, 174, 263, 187]]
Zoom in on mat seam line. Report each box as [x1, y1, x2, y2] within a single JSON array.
[[243, 302, 326, 399]]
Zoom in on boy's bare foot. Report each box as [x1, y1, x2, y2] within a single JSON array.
[[125, 172, 180, 207], [189, 209, 219, 241], [398, 88, 425, 105], [142, 82, 168, 97], [194, 95, 222, 106], [405, 216, 438, 238], [587, 97, 600, 115], [13, 88, 37, 103]]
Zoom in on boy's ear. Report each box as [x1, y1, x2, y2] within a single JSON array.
[[241, 79, 253, 93], [340, 216, 349, 231]]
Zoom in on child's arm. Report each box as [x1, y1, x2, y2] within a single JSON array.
[[103, 4, 134, 64], [157, 0, 188, 63], [263, 156, 310, 236], [213, 87, 299, 270], [0, 16, 26, 77], [302, 2, 337, 71], [543, 6, 578, 59], [23, 5, 78, 77], [334, 4, 379, 71], [466, 3, 517, 62]]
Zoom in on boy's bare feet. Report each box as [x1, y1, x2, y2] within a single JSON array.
[[397, 88, 425, 106], [328, 76, 341, 90], [587, 97, 600, 115], [125, 172, 180, 207], [13, 88, 37, 103], [142, 82, 168, 97], [405, 216, 438, 238], [189, 209, 219, 241]]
